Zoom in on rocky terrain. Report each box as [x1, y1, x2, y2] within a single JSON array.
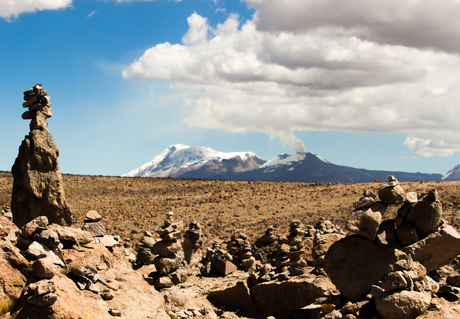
[[3, 84, 460, 319], [2, 171, 460, 318]]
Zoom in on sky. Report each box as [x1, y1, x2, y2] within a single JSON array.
[[2, 0, 460, 177]]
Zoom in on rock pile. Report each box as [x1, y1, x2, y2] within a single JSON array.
[[11, 83, 72, 228], [200, 241, 237, 277], [81, 210, 106, 238], [324, 176, 460, 319], [272, 219, 308, 269], [226, 231, 256, 270], [151, 212, 186, 289], [135, 231, 158, 266], [182, 219, 203, 265]]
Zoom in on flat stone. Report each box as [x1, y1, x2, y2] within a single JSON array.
[[84, 210, 102, 222], [208, 280, 256, 310], [82, 221, 106, 237]]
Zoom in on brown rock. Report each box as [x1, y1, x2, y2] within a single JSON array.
[[47, 224, 93, 246], [84, 210, 101, 222], [214, 258, 237, 276], [251, 276, 335, 315], [375, 290, 431, 319], [208, 280, 256, 310], [402, 225, 460, 273], [12, 92, 72, 228], [406, 191, 442, 235], [81, 221, 106, 237], [378, 178, 406, 205], [324, 235, 397, 301], [345, 202, 386, 240], [376, 219, 396, 247]]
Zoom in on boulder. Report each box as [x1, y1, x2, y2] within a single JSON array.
[[251, 276, 336, 315], [402, 225, 460, 273], [324, 235, 397, 301], [208, 280, 256, 310], [375, 290, 431, 319], [345, 202, 386, 241], [405, 190, 442, 235], [154, 254, 183, 275]]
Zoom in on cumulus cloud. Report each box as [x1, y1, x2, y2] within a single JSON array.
[[246, 0, 460, 54], [0, 0, 72, 19], [123, 2, 460, 157]]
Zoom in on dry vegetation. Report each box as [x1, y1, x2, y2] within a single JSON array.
[[2, 171, 460, 246]]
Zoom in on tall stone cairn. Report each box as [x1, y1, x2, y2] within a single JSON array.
[[11, 83, 72, 228]]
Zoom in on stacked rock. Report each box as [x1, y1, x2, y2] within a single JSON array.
[[182, 219, 203, 265], [226, 231, 256, 271], [22, 83, 53, 129], [286, 220, 308, 268], [135, 231, 158, 266], [12, 83, 72, 228], [253, 226, 279, 264], [151, 212, 185, 288], [81, 210, 106, 238], [200, 242, 237, 277], [371, 250, 439, 319]]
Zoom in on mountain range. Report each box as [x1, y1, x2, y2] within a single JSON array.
[[123, 144, 459, 183]]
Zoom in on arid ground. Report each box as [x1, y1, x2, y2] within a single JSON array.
[[2, 171, 460, 247]]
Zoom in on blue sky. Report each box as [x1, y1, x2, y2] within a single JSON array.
[[2, 0, 460, 176]]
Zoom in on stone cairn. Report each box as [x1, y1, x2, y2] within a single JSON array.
[[81, 210, 106, 238], [322, 175, 460, 319], [200, 241, 237, 277], [253, 226, 279, 264], [226, 231, 256, 271], [151, 212, 186, 289], [11, 83, 71, 228], [271, 220, 308, 270], [182, 219, 203, 265]]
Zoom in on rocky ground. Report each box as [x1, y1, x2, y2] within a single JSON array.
[[2, 171, 460, 318], [2, 171, 460, 246]]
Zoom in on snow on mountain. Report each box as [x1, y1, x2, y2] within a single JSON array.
[[122, 144, 265, 178], [442, 164, 460, 181], [260, 152, 328, 173]]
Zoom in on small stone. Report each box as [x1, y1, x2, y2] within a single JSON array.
[[32, 257, 57, 279], [84, 210, 102, 222], [38, 229, 60, 249], [101, 289, 115, 300], [82, 221, 106, 237], [155, 276, 174, 289], [109, 307, 122, 317]]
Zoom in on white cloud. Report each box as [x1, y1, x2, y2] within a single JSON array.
[[123, 3, 460, 158], [0, 0, 72, 19]]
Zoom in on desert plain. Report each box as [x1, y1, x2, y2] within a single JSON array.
[[2, 170, 460, 247]]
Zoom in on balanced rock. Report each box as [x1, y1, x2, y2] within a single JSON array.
[[12, 84, 72, 228]]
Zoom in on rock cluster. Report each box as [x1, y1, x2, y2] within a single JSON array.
[[324, 176, 460, 319], [227, 231, 256, 270], [273, 219, 308, 269], [200, 242, 237, 277], [151, 212, 186, 289], [11, 83, 72, 228]]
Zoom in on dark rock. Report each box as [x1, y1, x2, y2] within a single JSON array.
[[375, 219, 396, 247], [324, 235, 397, 301], [402, 225, 460, 273], [208, 280, 256, 310], [214, 258, 237, 276], [406, 190, 442, 235], [251, 276, 335, 315], [396, 224, 419, 245]]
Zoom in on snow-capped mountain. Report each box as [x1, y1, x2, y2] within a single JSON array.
[[442, 164, 460, 181], [122, 144, 266, 178], [123, 145, 445, 182], [231, 152, 443, 183]]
